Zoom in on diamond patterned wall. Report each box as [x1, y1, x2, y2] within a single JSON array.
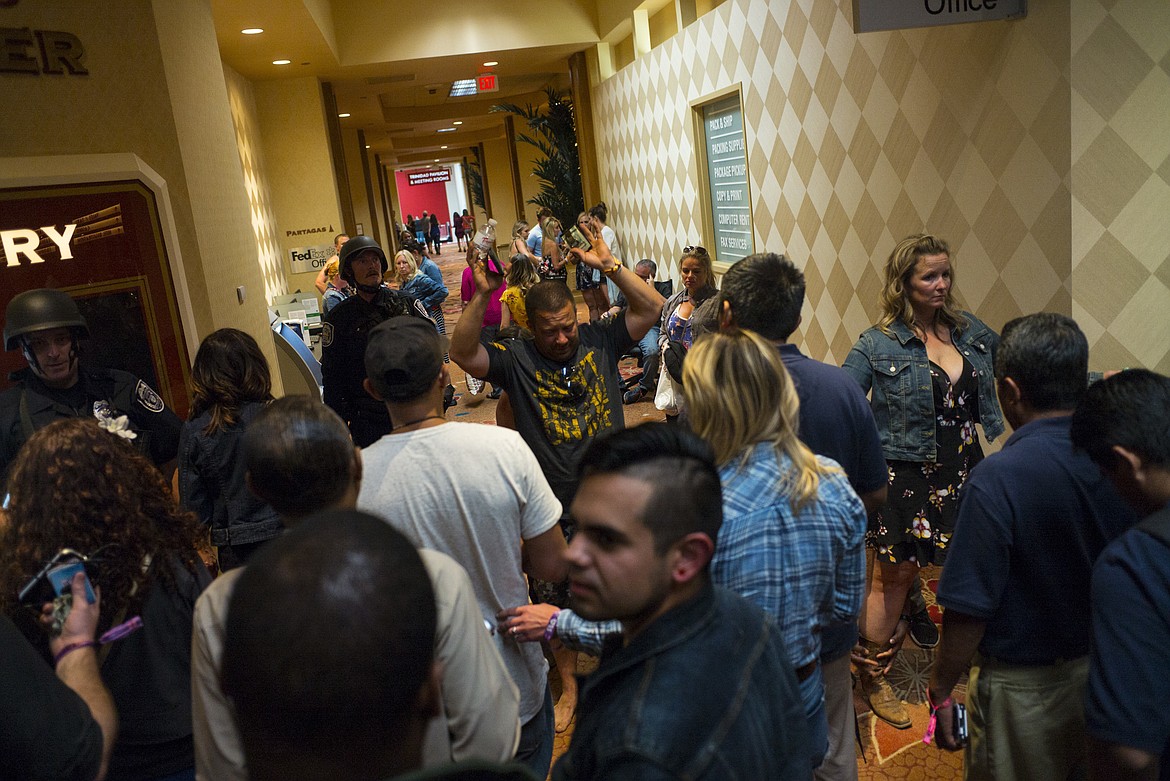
[[1071, 0, 1170, 373], [223, 65, 287, 305], [593, 0, 1167, 370]]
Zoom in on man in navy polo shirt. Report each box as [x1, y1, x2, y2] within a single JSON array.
[[927, 313, 1136, 780], [1071, 369, 1170, 781], [718, 253, 887, 777]]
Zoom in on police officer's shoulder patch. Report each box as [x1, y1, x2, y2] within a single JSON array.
[[135, 380, 165, 413], [321, 322, 334, 348]]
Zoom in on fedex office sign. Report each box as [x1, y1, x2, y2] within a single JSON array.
[[1, 225, 77, 266]]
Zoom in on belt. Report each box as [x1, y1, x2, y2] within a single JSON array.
[[977, 653, 1087, 668], [795, 659, 819, 683]]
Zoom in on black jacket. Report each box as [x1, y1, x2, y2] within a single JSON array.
[[321, 287, 431, 448], [178, 401, 282, 548], [0, 365, 181, 488]]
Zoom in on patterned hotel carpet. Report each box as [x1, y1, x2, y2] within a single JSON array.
[[856, 569, 965, 780], [430, 244, 967, 779]]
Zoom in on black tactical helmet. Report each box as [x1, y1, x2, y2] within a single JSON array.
[[339, 236, 388, 284], [4, 289, 89, 351]]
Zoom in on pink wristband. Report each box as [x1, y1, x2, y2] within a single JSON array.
[[922, 690, 954, 745]]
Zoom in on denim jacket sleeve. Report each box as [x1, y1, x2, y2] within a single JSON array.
[[841, 314, 1002, 462], [405, 274, 449, 311], [953, 313, 1003, 442]]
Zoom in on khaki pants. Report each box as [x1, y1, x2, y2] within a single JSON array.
[[965, 654, 1089, 781], [814, 652, 858, 781]]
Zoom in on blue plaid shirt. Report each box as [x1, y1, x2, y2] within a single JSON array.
[[557, 444, 866, 667], [711, 443, 866, 668]]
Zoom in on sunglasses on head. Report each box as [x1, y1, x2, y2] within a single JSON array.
[[683, 245, 709, 257]]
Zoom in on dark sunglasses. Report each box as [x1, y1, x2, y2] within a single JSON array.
[[558, 366, 587, 403], [683, 245, 709, 257]]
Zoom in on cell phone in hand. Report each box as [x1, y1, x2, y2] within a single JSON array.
[[564, 225, 592, 252], [19, 551, 97, 606], [952, 702, 968, 745]]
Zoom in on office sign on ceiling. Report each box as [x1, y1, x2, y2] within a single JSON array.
[[853, 0, 1026, 33]]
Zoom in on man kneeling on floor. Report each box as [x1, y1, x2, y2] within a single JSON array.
[[220, 511, 535, 781], [548, 423, 810, 780]]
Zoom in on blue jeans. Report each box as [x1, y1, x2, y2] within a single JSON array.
[[636, 325, 660, 392], [800, 665, 829, 770], [515, 684, 554, 779]]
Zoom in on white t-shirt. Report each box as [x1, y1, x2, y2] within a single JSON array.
[[359, 423, 563, 722], [601, 224, 623, 299], [191, 549, 520, 780]]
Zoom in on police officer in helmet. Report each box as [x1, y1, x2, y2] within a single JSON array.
[[0, 289, 182, 488], [321, 235, 434, 447]]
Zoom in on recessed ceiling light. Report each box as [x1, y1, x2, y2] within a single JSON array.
[[338, 113, 350, 118], [365, 145, 370, 149], [241, 28, 263, 35], [437, 127, 456, 133], [272, 59, 291, 65], [483, 61, 498, 67], [449, 79, 477, 97], [452, 120, 463, 125], [434, 159, 440, 162], [440, 145, 447, 149]]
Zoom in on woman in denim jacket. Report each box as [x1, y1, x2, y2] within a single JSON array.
[[842, 234, 1003, 729]]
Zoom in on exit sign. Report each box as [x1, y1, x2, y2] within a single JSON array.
[[477, 73, 499, 93]]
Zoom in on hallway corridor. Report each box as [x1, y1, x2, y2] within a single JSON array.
[[425, 239, 967, 779]]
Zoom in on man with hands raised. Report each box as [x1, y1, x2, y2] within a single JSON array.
[[450, 221, 664, 510]]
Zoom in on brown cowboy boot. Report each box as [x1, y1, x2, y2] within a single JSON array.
[[858, 637, 912, 729]]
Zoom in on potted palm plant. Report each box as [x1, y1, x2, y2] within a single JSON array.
[[491, 86, 585, 230]]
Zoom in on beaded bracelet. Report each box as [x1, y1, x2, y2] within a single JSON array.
[[54, 640, 98, 664], [52, 615, 144, 665], [543, 610, 561, 643]]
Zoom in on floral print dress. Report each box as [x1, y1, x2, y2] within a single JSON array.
[[869, 355, 984, 566]]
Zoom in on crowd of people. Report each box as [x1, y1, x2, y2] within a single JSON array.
[[0, 214, 1167, 781]]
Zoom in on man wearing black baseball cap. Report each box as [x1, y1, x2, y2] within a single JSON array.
[[359, 316, 569, 779]]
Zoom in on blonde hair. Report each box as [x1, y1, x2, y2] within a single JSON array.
[[683, 329, 835, 512], [877, 234, 964, 337], [540, 216, 561, 238], [506, 254, 540, 293], [540, 217, 562, 261], [511, 220, 529, 239], [324, 258, 340, 281], [392, 249, 419, 285]]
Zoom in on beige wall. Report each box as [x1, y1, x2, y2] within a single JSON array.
[[0, 0, 209, 336], [252, 77, 344, 296], [341, 127, 376, 243], [0, 0, 279, 379], [1070, 0, 1170, 373], [151, 0, 280, 382], [222, 64, 288, 307], [481, 137, 520, 251], [515, 137, 546, 228], [592, 0, 1168, 371]]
